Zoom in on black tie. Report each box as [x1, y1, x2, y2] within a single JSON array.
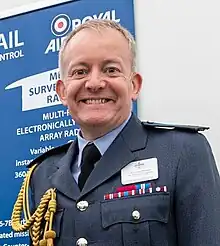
[[78, 143, 101, 190]]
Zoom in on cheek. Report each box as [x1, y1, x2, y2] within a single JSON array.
[[112, 79, 131, 95], [65, 82, 80, 100], [123, 83, 135, 99]]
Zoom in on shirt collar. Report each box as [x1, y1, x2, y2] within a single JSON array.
[[77, 113, 131, 160]]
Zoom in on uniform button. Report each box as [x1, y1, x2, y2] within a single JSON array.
[[76, 201, 89, 211], [76, 237, 88, 246], [132, 210, 141, 220]]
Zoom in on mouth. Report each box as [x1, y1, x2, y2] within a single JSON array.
[[80, 98, 113, 104]]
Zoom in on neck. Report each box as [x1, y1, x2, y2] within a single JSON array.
[[80, 117, 131, 141], [80, 125, 116, 141]]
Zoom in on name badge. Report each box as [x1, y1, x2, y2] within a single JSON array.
[[121, 158, 158, 185]]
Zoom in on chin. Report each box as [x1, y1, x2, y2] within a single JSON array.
[[85, 118, 108, 125], [80, 115, 111, 126]]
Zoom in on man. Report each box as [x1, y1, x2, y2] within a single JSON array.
[[12, 19, 220, 246]]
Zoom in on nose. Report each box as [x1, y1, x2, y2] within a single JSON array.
[[85, 69, 106, 91]]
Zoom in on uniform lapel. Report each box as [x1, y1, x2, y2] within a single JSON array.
[[80, 115, 148, 197], [50, 140, 80, 201]]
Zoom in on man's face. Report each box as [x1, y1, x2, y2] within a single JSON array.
[[56, 28, 142, 138]]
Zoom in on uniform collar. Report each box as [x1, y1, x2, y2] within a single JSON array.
[[77, 113, 132, 165]]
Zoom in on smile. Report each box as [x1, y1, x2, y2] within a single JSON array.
[[81, 99, 111, 104]]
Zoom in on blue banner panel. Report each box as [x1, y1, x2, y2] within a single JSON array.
[[0, 0, 135, 245]]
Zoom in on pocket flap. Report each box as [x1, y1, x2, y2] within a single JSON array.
[[101, 193, 170, 228]]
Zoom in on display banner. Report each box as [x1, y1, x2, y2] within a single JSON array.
[[0, 0, 135, 245]]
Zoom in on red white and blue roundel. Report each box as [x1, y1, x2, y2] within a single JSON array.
[[51, 14, 71, 36]]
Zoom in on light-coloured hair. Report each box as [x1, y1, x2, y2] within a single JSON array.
[[58, 19, 136, 79]]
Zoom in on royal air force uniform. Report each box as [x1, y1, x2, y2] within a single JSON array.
[[12, 114, 220, 246]]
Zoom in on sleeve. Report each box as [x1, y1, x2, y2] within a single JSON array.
[[175, 133, 220, 246]]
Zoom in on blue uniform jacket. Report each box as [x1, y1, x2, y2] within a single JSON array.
[[29, 114, 220, 245]]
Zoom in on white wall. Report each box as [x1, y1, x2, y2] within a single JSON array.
[[135, 0, 220, 169], [0, 0, 70, 12], [1, 0, 36, 10], [1, 0, 220, 169], [0, 0, 71, 18]]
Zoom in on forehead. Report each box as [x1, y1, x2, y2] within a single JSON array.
[[62, 28, 131, 66]]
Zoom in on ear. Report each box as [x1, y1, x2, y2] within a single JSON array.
[[56, 79, 68, 106], [131, 72, 142, 101]]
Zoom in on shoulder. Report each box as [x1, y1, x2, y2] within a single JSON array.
[[142, 121, 209, 132], [27, 141, 73, 168], [142, 121, 214, 162], [141, 120, 211, 152]]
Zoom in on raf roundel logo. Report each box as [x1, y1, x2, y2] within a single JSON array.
[[51, 14, 71, 37]]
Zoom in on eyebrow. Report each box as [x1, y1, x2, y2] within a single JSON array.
[[102, 59, 123, 66], [68, 62, 88, 69], [67, 58, 123, 72], [66, 62, 89, 74]]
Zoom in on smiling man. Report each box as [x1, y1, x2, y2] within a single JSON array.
[[12, 20, 220, 246], [56, 23, 142, 140]]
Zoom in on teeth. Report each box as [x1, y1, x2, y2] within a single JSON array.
[[84, 99, 108, 104]]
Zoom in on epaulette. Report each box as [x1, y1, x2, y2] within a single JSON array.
[[142, 121, 209, 132], [27, 141, 72, 168]]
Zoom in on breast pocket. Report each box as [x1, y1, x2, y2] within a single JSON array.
[[101, 193, 170, 246]]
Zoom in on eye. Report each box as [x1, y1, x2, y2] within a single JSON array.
[[104, 67, 120, 77], [72, 68, 88, 78]]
